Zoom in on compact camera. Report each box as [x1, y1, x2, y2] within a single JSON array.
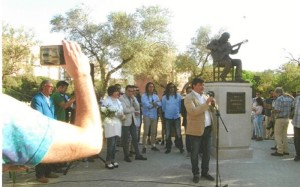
[[40, 45, 65, 65]]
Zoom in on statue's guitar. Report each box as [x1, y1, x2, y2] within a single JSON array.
[[210, 39, 248, 61]]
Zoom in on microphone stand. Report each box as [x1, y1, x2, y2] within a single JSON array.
[[215, 107, 228, 187], [63, 111, 106, 175]]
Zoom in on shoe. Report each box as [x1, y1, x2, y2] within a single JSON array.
[[193, 175, 200, 183], [165, 149, 171, 154], [294, 156, 300, 161], [151, 147, 159, 151], [135, 155, 147, 160], [283, 152, 290, 155], [129, 153, 133, 157], [256, 137, 263, 141], [161, 140, 165, 145], [180, 149, 185, 153], [271, 146, 277, 150], [271, 152, 283, 156], [220, 77, 226, 82], [37, 177, 49, 183], [111, 162, 119, 168], [45, 173, 59, 178], [142, 148, 146, 154], [124, 157, 132, 162], [105, 163, 114, 169], [201, 173, 215, 181]]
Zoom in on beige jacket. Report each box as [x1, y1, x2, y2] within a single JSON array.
[[184, 91, 215, 136], [119, 94, 140, 127]]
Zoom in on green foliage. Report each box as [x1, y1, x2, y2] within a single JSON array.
[[174, 26, 213, 90], [243, 63, 300, 98], [50, 5, 174, 95], [3, 75, 51, 102], [2, 23, 38, 79], [276, 63, 300, 93]]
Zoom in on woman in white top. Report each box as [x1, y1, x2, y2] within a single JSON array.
[[252, 97, 264, 141], [101, 85, 125, 169]]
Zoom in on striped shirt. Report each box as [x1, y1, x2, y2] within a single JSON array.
[[292, 96, 300, 128]]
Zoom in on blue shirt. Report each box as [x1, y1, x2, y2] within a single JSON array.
[[141, 93, 161, 119], [162, 93, 182, 119]]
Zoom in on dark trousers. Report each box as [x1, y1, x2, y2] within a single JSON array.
[[165, 118, 183, 150], [35, 164, 53, 178], [220, 58, 242, 80], [106, 136, 117, 162], [294, 127, 300, 157], [122, 123, 141, 158], [189, 126, 212, 176], [184, 126, 192, 153]]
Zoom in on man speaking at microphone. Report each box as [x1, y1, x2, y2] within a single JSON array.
[[184, 77, 216, 183]]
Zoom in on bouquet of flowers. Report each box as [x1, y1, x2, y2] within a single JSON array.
[[100, 105, 117, 121]]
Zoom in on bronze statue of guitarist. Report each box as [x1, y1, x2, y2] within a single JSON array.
[[207, 32, 247, 82]]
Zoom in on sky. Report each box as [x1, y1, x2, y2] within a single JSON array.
[[2, 0, 300, 72]]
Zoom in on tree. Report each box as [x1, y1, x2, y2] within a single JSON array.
[[276, 63, 300, 93], [175, 26, 213, 93], [50, 5, 174, 95], [2, 23, 38, 80], [3, 75, 52, 102], [286, 51, 300, 67]]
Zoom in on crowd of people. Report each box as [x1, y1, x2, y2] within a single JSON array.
[[99, 77, 216, 184], [3, 40, 300, 185], [251, 89, 300, 160], [2, 40, 215, 184]]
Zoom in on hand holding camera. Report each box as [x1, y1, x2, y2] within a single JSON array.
[[40, 41, 90, 79], [62, 40, 90, 79]]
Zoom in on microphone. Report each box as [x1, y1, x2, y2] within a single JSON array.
[[206, 91, 217, 109], [206, 91, 215, 98]]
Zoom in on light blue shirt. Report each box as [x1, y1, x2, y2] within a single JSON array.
[[162, 93, 181, 119], [141, 93, 161, 119]]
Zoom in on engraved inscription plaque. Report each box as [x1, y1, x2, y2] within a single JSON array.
[[227, 92, 245, 114]]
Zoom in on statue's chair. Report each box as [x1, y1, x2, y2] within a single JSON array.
[[213, 61, 235, 82]]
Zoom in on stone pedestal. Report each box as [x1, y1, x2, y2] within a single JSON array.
[[206, 82, 253, 159]]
